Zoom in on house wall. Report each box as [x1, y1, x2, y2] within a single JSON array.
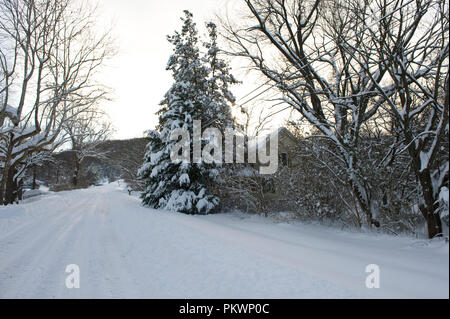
[[254, 128, 302, 198]]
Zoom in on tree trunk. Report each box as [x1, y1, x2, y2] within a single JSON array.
[[353, 187, 373, 228], [0, 161, 10, 205], [72, 153, 80, 187], [349, 171, 375, 228], [32, 165, 37, 189], [72, 166, 79, 186], [56, 165, 60, 184], [4, 167, 18, 205], [1, 135, 16, 205], [0, 173, 6, 205], [419, 196, 443, 239], [421, 204, 443, 239], [17, 179, 24, 201], [418, 168, 443, 238]]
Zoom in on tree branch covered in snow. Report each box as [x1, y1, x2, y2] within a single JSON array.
[[221, 0, 400, 227], [221, 0, 448, 237], [0, 0, 114, 204], [364, 0, 449, 238]]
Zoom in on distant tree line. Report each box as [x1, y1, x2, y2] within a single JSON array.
[[23, 137, 149, 192]]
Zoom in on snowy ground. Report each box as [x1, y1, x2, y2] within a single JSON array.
[[0, 183, 448, 299]]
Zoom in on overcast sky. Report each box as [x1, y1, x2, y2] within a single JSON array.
[[93, 0, 291, 140], [94, 0, 232, 139]]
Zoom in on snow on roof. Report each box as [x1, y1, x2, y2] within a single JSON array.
[[248, 127, 297, 152]]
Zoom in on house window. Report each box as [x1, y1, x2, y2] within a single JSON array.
[[262, 178, 276, 193], [281, 153, 288, 167]]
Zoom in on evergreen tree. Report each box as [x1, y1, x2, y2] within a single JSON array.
[[202, 22, 238, 133], [139, 11, 232, 214]]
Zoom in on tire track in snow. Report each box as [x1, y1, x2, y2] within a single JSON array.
[[0, 195, 95, 267], [0, 194, 95, 298], [0, 196, 76, 242], [0, 184, 447, 298], [71, 190, 142, 298], [49, 187, 143, 298]]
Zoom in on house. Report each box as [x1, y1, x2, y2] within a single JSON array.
[[218, 126, 303, 213], [252, 126, 301, 171], [225, 127, 301, 202]]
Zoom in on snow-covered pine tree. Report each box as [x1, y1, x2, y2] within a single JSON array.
[[138, 11, 224, 215], [202, 22, 238, 133], [200, 21, 240, 194]]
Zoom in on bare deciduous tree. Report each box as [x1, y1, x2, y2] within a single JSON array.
[[363, 0, 449, 238], [222, 0, 449, 238], [63, 108, 112, 187], [222, 0, 399, 227], [0, 0, 114, 204]]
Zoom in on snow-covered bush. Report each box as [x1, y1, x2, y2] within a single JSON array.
[[215, 165, 272, 216]]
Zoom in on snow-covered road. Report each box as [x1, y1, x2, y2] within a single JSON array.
[[0, 183, 448, 298]]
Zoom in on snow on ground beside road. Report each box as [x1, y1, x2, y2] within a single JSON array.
[[0, 183, 448, 298]]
